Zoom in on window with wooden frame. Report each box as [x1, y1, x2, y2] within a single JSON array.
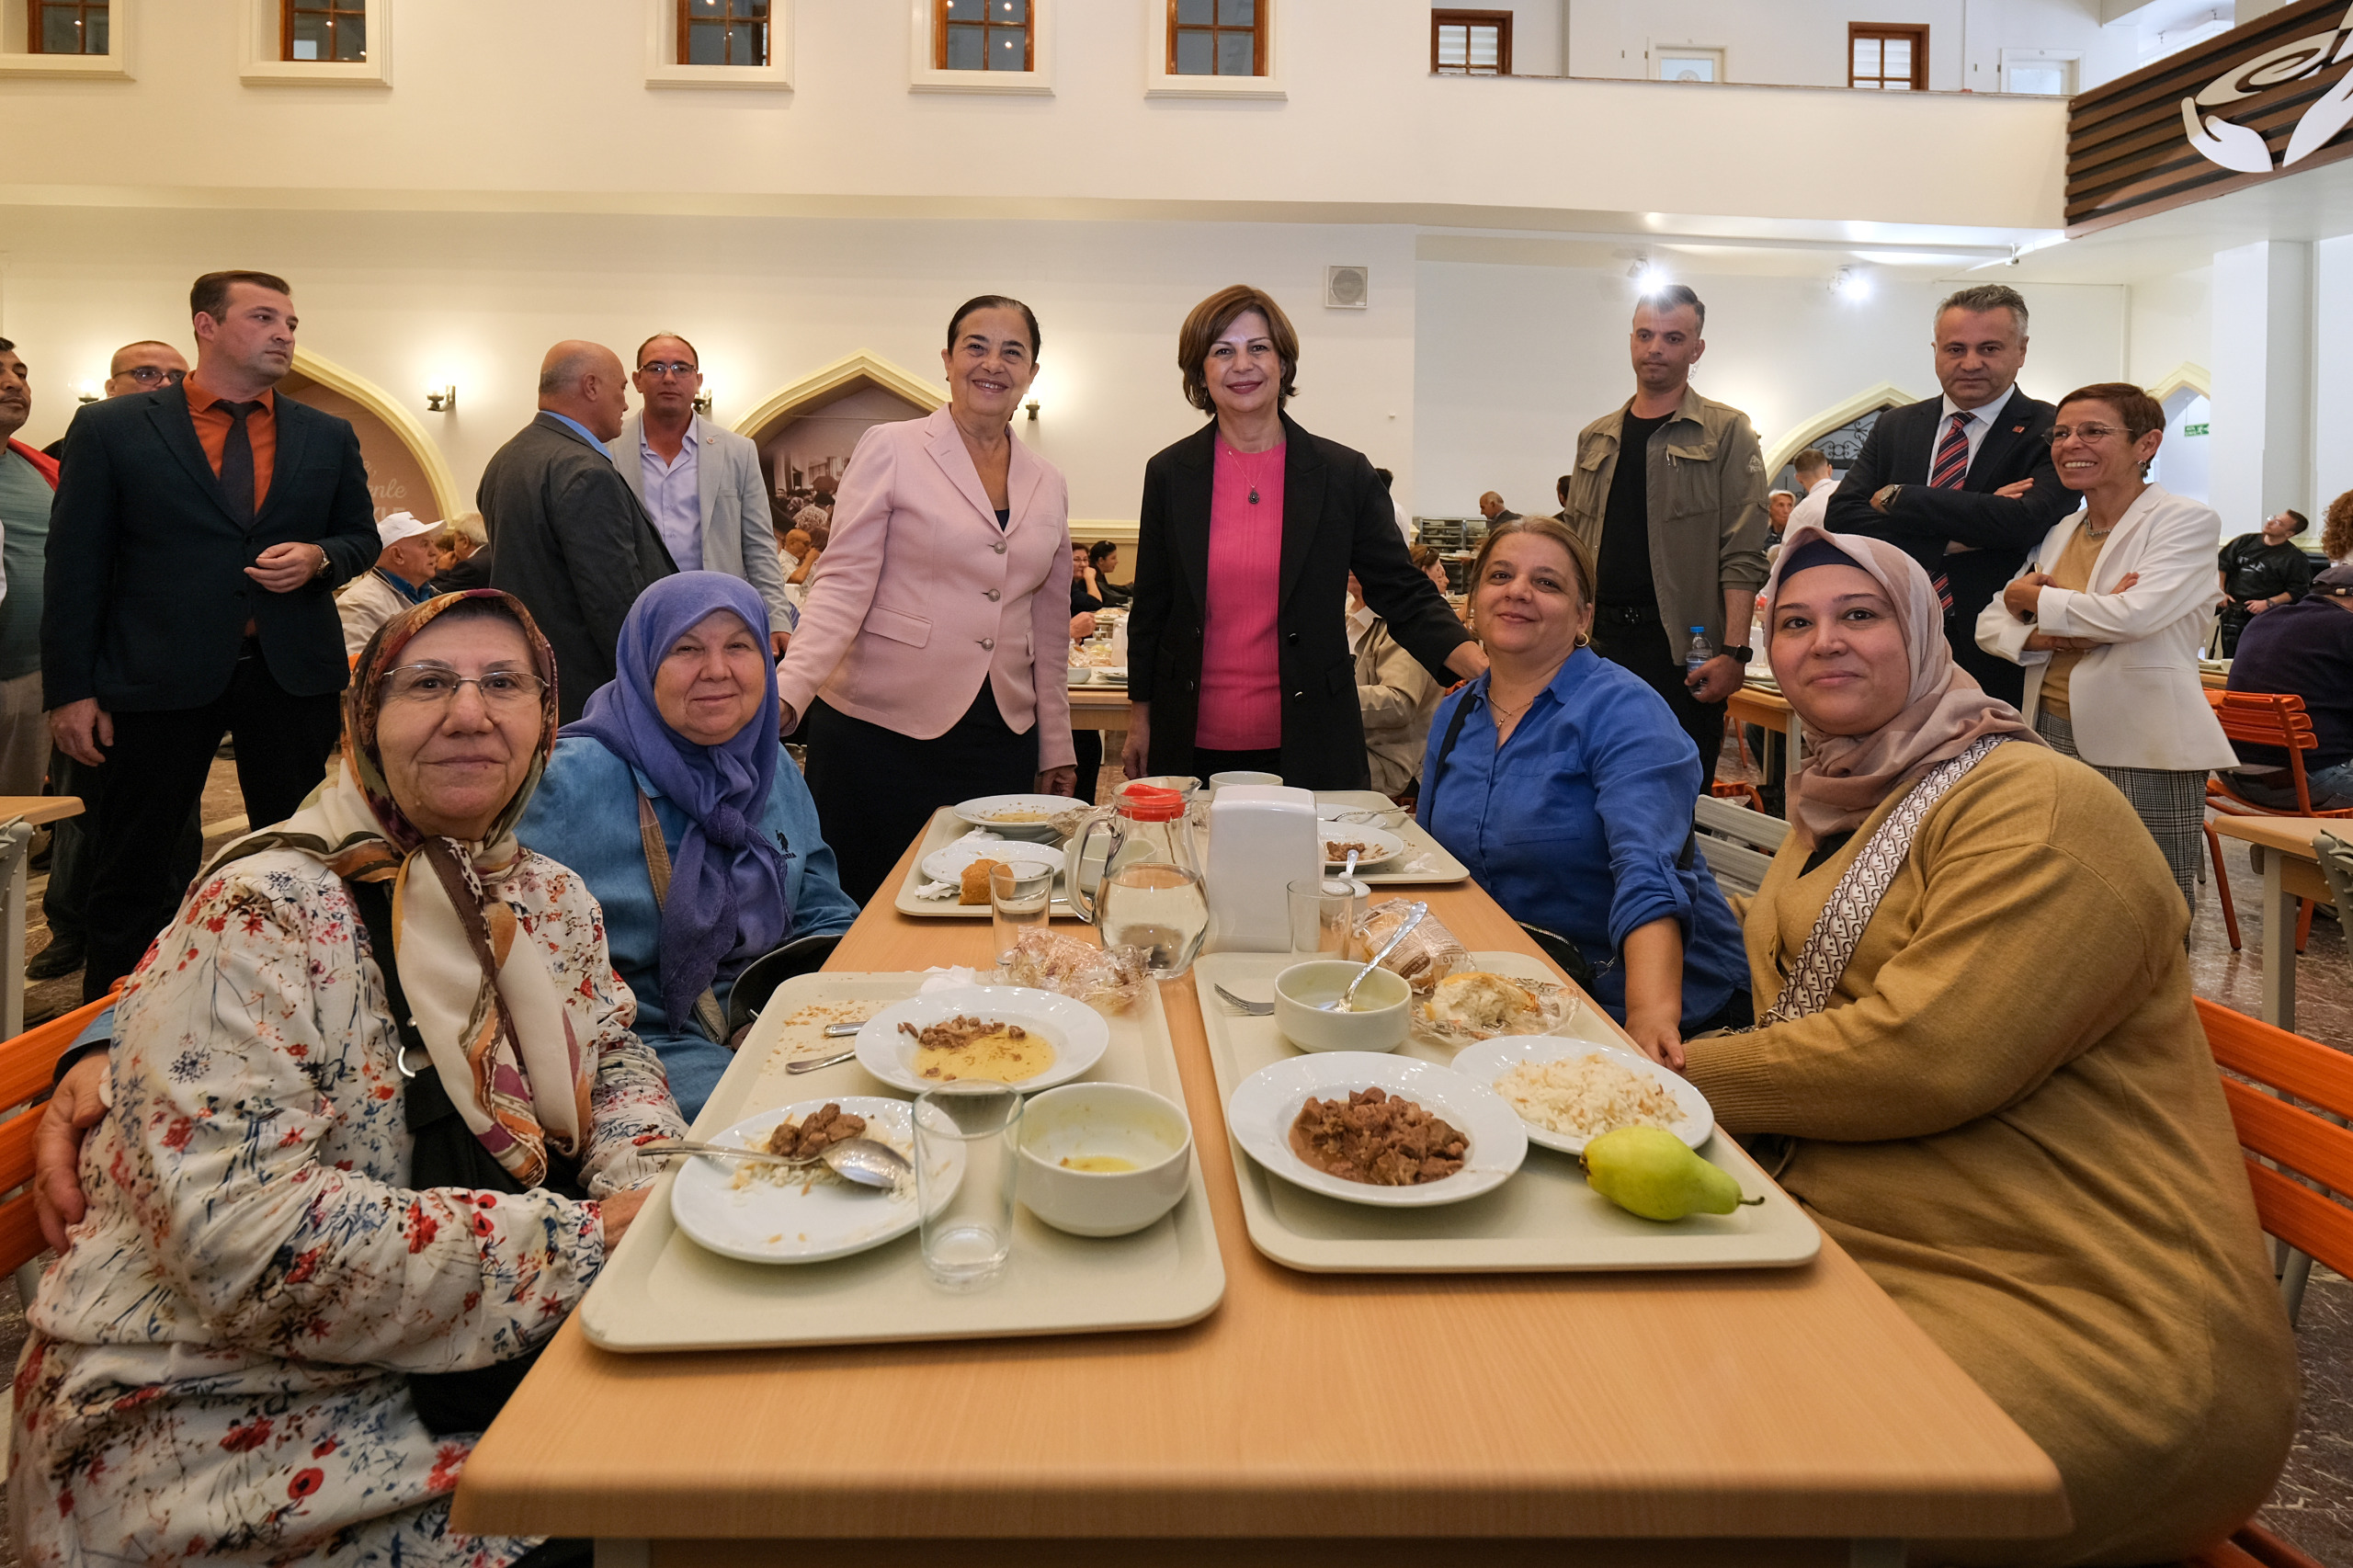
[[1169, 0, 1262, 77], [1431, 10, 1508, 76], [678, 0, 767, 65], [938, 0, 1030, 71], [30, 0, 108, 52], [283, 0, 363, 61], [1848, 24, 1926, 90]]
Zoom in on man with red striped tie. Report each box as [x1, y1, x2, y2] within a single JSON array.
[[1827, 283, 2078, 706]]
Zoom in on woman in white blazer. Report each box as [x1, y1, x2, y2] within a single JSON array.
[[1976, 381, 2234, 912], [774, 295, 1076, 902]]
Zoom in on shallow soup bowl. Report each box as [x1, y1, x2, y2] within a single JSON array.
[[1017, 1084, 1193, 1237], [1274, 960, 1412, 1052]]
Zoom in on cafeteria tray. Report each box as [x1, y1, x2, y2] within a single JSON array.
[[580, 969, 1225, 1352], [891, 805, 1082, 920], [1193, 949, 1820, 1275], [1307, 790, 1470, 884]]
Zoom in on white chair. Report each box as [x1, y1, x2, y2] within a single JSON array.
[[1692, 794, 1790, 900]]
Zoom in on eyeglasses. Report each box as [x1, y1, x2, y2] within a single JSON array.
[[638, 360, 699, 379], [380, 665, 546, 708], [119, 366, 186, 386], [2044, 425, 2128, 446]]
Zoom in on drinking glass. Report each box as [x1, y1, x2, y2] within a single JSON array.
[[1289, 876, 1365, 958], [915, 1084, 1025, 1291], [988, 859, 1055, 969], [1097, 862, 1210, 980]]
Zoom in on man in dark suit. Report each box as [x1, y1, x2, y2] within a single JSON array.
[[1827, 283, 2079, 705], [45, 271, 380, 998], [480, 341, 675, 722]]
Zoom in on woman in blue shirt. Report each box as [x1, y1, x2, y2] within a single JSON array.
[[1418, 517, 1748, 1067], [518, 573, 859, 1119]]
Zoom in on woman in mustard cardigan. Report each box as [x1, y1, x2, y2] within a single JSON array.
[[1682, 524, 2295, 1567]]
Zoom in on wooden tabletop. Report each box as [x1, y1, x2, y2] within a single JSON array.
[[0, 796, 84, 828], [452, 833, 2066, 1551], [2210, 814, 2345, 858]]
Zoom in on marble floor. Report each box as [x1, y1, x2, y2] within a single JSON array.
[[0, 756, 2347, 1564]]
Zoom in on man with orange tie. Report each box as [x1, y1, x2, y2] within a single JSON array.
[[1827, 283, 2078, 705]]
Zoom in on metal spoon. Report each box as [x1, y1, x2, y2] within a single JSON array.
[[1324, 901, 1427, 1012], [786, 1047, 858, 1075], [641, 1136, 909, 1189]]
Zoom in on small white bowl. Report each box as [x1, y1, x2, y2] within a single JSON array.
[[1273, 960, 1412, 1053], [1065, 665, 1097, 687], [1017, 1083, 1193, 1237]]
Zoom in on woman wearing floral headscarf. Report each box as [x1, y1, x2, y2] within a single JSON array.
[[1680, 525, 2293, 1567], [12, 590, 684, 1568], [518, 572, 858, 1119]]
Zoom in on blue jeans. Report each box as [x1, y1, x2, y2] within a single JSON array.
[[2308, 758, 2353, 808]]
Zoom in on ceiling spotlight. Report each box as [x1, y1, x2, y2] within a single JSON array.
[[1629, 260, 1670, 295], [1832, 267, 1872, 301]]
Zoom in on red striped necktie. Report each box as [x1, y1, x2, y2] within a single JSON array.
[[1924, 409, 1971, 610]]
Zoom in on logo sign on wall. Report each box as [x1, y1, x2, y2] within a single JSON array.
[[2183, 4, 2353, 173]]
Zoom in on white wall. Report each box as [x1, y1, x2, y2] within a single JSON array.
[[0, 209, 1419, 526], [1563, 0, 2149, 90], [1413, 261, 2125, 518], [2314, 235, 2353, 519], [2127, 266, 2213, 390]]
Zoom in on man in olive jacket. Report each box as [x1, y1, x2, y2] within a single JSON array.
[[1561, 286, 1770, 780], [481, 341, 675, 722]]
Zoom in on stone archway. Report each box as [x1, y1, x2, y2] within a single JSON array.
[[1764, 382, 1922, 495], [276, 349, 460, 524], [737, 352, 939, 519]]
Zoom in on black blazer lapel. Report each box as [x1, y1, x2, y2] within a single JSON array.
[[1894, 398, 1941, 486], [1964, 392, 2046, 491], [1170, 423, 1216, 617], [257, 397, 313, 529], [1275, 415, 1324, 608], [144, 387, 244, 529]]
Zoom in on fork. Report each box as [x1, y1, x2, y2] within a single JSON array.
[[1211, 983, 1274, 1017]]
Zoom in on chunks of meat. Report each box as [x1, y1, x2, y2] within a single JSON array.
[[765, 1102, 868, 1160], [1287, 1085, 1468, 1186], [898, 1015, 1027, 1051]]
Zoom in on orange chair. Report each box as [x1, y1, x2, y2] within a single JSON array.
[[2182, 998, 2353, 1568], [0, 991, 121, 1278], [1708, 780, 1769, 814], [2202, 691, 2353, 954]]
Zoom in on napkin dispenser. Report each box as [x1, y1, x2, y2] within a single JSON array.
[[1203, 784, 1318, 954]]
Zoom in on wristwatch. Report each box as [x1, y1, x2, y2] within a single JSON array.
[[1722, 645, 1754, 665], [1872, 483, 1904, 514]]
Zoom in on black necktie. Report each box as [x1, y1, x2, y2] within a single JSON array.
[[216, 400, 263, 528]]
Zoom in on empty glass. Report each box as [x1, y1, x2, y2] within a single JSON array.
[[915, 1084, 1025, 1291], [988, 859, 1055, 969], [1289, 876, 1365, 958], [1097, 862, 1210, 980]]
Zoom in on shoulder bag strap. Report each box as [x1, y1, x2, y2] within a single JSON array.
[[1762, 734, 2009, 1025], [637, 790, 730, 1043], [1420, 688, 1479, 824]]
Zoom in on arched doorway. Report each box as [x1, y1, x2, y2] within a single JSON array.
[[737, 352, 940, 520], [275, 350, 460, 524], [1765, 383, 1921, 494], [2147, 363, 2211, 506]]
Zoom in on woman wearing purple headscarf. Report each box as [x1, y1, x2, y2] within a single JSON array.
[[518, 572, 858, 1119]]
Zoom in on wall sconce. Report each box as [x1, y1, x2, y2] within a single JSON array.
[[425, 381, 457, 414], [74, 381, 101, 405], [1628, 259, 1669, 296], [1831, 267, 1872, 302], [1024, 400, 1040, 421], [692, 389, 713, 415]]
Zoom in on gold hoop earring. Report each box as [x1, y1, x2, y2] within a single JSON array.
[[1574, 632, 1590, 649]]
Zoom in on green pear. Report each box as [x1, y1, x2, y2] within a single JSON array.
[[1581, 1127, 1762, 1222]]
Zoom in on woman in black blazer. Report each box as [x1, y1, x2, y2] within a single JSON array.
[[1122, 285, 1483, 790]]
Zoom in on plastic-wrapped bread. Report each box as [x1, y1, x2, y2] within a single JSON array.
[[997, 926, 1148, 1015], [1360, 899, 1472, 994]]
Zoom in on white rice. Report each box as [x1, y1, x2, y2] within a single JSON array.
[[1494, 1053, 1681, 1139]]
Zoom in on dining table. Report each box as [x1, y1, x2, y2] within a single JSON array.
[[2208, 813, 2344, 1034], [0, 795, 85, 1038], [1724, 680, 1800, 816], [450, 824, 2069, 1567], [1066, 683, 1131, 732]]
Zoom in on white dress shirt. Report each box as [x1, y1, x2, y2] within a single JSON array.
[[1930, 382, 2019, 480], [1785, 472, 1838, 538], [639, 425, 704, 572]]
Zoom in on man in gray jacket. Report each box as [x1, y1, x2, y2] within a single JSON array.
[[482, 341, 676, 722], [610, 332, 797, 653], [1560, 285, 1769, 781]]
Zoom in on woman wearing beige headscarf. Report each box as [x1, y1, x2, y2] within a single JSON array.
[[1680, 524, 2294, 1568]]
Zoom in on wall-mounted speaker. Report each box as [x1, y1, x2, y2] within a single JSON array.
[[1324, 265, 1370, 309]]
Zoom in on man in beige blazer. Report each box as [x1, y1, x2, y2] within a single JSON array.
[[609, 333, 797, 652]]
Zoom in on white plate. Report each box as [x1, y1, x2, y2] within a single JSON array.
[[668, 1097, 951, 1265], [1095, 666, 1128, 684], [1319, 824, 1404, 869], [952, 794, 1075, 837], [1225, 1051, 1527, 1209], [1449, 1037, 1713, 1156], [854, 984, 1110, 1096], [919, 835, 1066, 887]]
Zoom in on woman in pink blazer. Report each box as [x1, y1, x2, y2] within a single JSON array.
[[775, 296, 1077, 901]]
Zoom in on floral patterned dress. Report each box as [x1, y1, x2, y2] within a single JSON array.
[[9, 846, 685, 1566]]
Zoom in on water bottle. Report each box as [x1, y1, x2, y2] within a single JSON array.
[[1685, 626, 1713, 676]]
